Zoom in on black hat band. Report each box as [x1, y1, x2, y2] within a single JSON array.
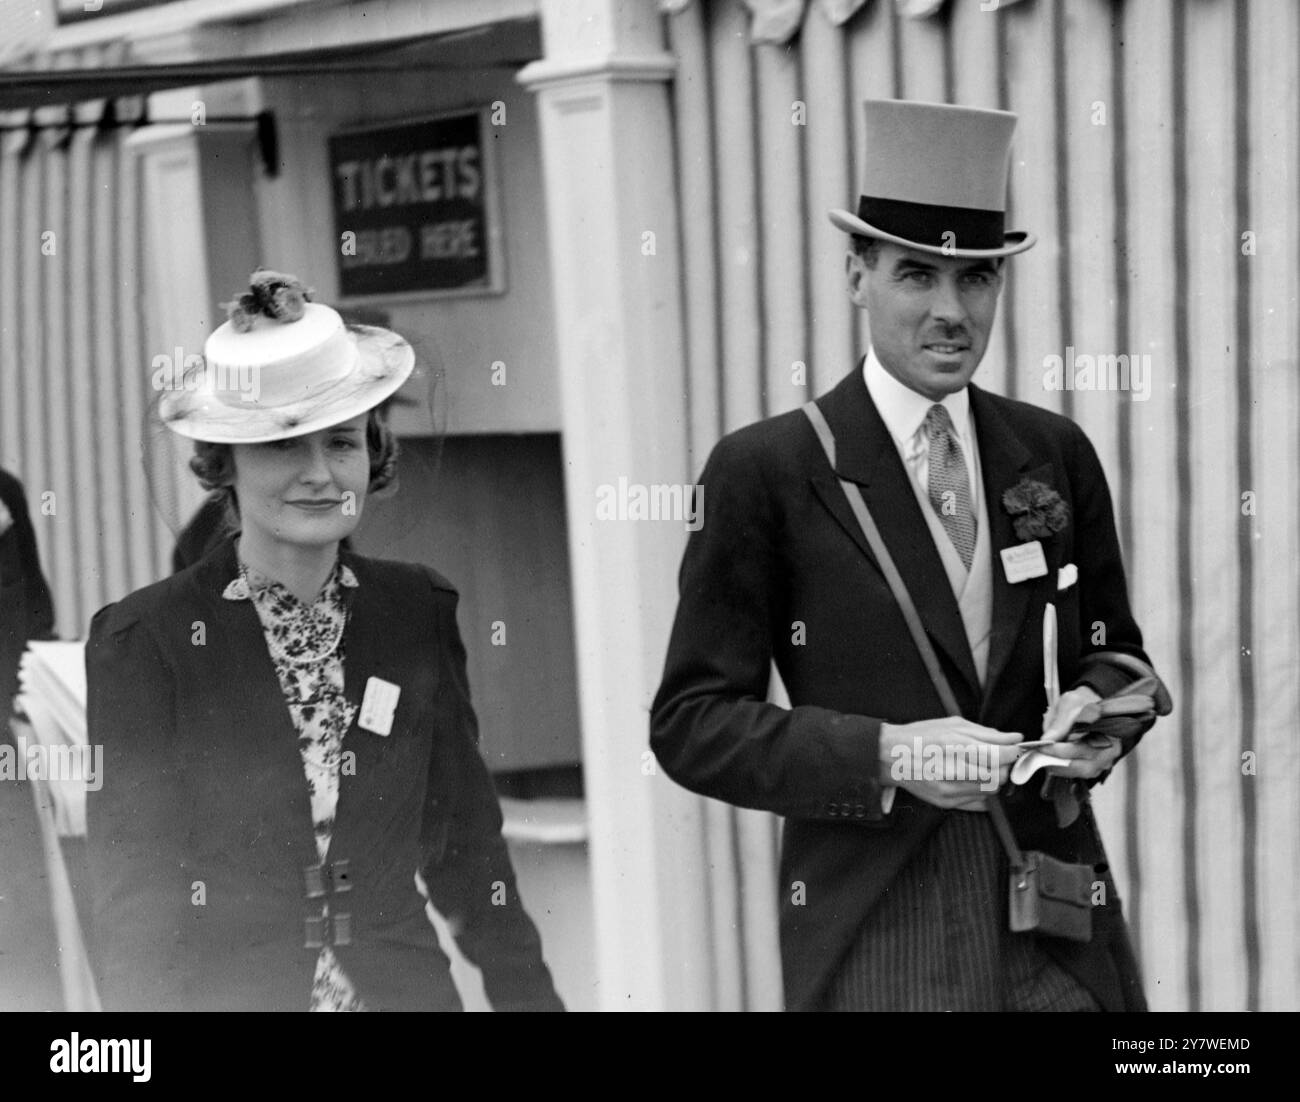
[[855, 195, 1006, 250]]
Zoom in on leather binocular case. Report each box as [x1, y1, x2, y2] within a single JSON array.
[[1008, 850, 1095, 943]]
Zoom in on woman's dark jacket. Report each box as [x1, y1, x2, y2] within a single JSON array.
[[85, 535, 562, 1011]]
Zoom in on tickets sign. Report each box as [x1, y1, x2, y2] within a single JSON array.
[[330, 110, 502, 299]]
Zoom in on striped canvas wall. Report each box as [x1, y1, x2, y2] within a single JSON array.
[[665, 0, 1299, 1011], [0, 106, 173, 644]]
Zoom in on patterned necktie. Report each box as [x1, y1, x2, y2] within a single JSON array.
[[924, 403, 976, 569]]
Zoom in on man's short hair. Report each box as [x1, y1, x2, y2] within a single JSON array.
[[850, 235, 884, 268]]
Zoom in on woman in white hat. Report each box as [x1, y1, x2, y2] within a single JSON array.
[[85, 271, 562, 1012]]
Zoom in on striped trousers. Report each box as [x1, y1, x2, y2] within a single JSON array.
[[819, 809, 1100, 1012]]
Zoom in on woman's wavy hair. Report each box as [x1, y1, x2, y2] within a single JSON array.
[[189, 403, 399, 513]]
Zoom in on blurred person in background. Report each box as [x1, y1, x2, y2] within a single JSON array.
[[0, 467, 54, 702], [0, 465, 59, 1010]]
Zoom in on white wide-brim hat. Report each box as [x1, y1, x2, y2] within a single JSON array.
[[829, 99, 1036, 259], [158, 279, 415, 445]]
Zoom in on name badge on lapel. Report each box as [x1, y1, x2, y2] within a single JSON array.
[[359, 677, 401, 737], [1000, 540, 1049, 584]]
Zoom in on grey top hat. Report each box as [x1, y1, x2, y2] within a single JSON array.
[[829, 99, 1036, 258]]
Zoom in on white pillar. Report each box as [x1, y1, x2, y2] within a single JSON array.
[[126, 84, 265, 561], [519, 0, 713, 1010]]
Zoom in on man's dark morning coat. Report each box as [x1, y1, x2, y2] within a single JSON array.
[[651, 365, 1153, 1012]]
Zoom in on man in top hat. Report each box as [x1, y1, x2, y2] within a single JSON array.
[[650, 100, 1169, 1011]]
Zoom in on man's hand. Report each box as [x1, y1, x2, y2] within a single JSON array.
[[879, 717, 1023, 811], [1036, 732, 1123, 780], [1041, 685, 1101, 741], [1037, 686, 1122, 780]]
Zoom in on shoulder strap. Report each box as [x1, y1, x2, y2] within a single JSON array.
[[802, 401, 1024, 865]]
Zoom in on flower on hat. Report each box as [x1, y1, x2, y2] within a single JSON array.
[[1001, 478, 1069, 542], [223, 269, 316, 333]]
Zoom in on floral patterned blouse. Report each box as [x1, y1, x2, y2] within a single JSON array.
[[223, 559, 366, 1012]]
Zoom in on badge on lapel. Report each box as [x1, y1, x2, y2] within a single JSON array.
[[1000, 540, 1048, 584], [1000, 478, 1070, 585], [359, 676, 401, 737]]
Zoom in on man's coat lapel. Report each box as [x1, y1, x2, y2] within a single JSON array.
[[809, 366, 982, 706], [969, 385, 1057, 720]]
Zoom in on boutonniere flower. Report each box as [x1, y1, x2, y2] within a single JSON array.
[[0, 498, 12, 538], [1001, 478, 1069, 542]]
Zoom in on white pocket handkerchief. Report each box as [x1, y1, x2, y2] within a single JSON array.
[[1057, 563, 1078, 591], [1012, 741, 1064, 785]]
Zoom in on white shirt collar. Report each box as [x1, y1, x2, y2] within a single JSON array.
[[863, 346, 972, 453]]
